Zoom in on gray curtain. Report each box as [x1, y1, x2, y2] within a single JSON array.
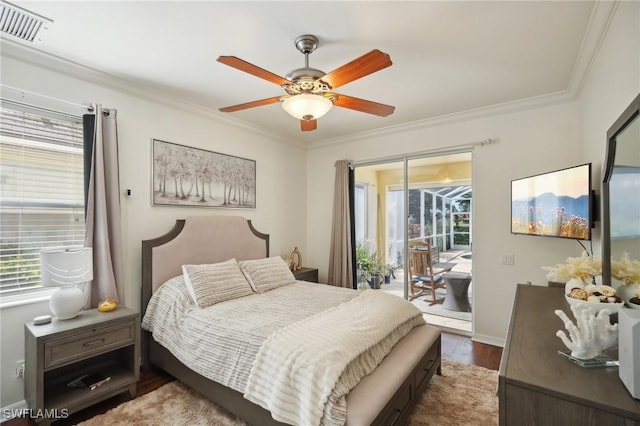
[[84, 105, 124, 307], [328, 160, 353, 288]]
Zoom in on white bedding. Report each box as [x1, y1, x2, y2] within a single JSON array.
[[142, 277, 424, 426], [244, 290, 424, 426], [142, 277, 359, 391]]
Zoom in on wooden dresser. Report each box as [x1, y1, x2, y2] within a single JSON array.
[[499, 284, 640, 425]]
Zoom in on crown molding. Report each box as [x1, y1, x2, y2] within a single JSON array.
[[310, 1, 620, 150], [1, 0, 618, 152], [566, 0, 619, 97], [309, 89, 574, 150], [0, 38, 304, 149]]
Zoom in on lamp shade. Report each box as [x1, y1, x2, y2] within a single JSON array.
[[282, 94, 333, 120], [40, 248, 93, 320], [40, 248, 93, 287]]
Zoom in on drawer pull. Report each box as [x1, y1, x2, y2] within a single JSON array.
[[424, 358, 435, 370], [83, 338, 106, 346], [389, 408, 402, 425]]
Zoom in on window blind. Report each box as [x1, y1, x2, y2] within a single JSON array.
[[0, 104, 85, 295]]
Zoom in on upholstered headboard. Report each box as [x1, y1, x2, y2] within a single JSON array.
[[140, 216, 269, 367], [141, 216, 269, 314]]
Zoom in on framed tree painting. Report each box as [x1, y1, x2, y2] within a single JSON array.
[[152, 139, 256, 208]]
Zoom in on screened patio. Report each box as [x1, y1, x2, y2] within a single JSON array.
[[385, 184, 472, 268]]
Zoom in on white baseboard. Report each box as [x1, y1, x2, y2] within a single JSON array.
[[439, 325, 473, 337], [472, 333, 505, 348], [1, 399, 28, 423]]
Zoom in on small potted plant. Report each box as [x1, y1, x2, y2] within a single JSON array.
[[368, 258, 385, 289], [356, 243, 388, 289], [356, 244, 374, 289], [357, 267, 371, 290], [383, 264, 398, 284]]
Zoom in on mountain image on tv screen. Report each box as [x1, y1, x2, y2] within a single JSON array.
[[511, 164, 591, 240]]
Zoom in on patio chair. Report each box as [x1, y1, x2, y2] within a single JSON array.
[[409, 240, 452, 303]]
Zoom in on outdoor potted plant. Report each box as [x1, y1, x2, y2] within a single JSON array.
[[356, 244, 373, 289], [383, 263, 398, 284], [368, 259, 385, 289], [356, 244, 384, 289]]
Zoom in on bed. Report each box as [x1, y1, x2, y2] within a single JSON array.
[[141, 216, 441, 426]]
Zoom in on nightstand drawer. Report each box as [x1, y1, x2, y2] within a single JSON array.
[[44, 321, 135, 370], [293, 267, 319, 283]]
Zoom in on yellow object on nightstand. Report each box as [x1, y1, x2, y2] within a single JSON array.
[[98, 298, 118, 312]]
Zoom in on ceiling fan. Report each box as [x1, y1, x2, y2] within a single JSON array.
[[217, 35, 395, 132]]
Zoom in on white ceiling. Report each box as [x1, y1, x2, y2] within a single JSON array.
[[3, 1, 597, 143]]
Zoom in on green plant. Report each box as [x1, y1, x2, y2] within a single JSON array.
[[0, 254, 39, 286], [356, 244, 384, 278], [383, 263, 398, 278], [370, 258, 384, 277], [356, 244, 372, 272]]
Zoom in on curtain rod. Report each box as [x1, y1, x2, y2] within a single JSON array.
[[1, 84, 89, 110], [337, 137, 495, 168], [0, 85, 111, 116], [333, 159, 355, 169], [0, 97, 83, 120], [85, 105, 113, 116]]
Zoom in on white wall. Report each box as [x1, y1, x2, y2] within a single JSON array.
[[579, 1, 640, 167], [1, 0, 638, 409], [305, 1, 639, 346], [306, 99, 583, 345], [0, 299, 49, 413], [0, 51, 307, 407]]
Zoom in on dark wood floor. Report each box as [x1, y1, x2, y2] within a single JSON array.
[[7, 332, 502, 426], [441, 332, 503, 371]]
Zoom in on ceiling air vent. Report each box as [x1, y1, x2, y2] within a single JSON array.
[[0, 1, 52, 43]]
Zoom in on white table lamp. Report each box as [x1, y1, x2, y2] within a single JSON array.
[[40, 248, 93, 320]]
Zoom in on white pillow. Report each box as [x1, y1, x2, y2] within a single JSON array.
[[239, 256, 296, 293], [182, 259, 254, 308]]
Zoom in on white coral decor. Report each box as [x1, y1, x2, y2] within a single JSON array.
[[554, 304, 618, 360]]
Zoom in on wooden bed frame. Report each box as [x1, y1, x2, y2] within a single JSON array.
[[141, 216, 441, 426]]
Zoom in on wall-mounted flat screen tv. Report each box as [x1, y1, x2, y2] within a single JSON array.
[[511, 163, 592, 240]]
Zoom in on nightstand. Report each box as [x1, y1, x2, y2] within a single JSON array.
[[292, 267, 319, 283], [25, 307, 140, 425]]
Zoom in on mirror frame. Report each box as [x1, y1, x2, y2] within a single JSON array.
[[602, 93, 640, 286]]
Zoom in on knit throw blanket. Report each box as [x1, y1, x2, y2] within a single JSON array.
[[243, 289, 424, 426]]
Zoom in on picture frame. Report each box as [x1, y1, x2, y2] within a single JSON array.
[[152, 138, 256, 208]]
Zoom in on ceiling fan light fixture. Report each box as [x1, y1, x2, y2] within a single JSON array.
[[282, 94, 333, 120], [218, 34, 394, 131]]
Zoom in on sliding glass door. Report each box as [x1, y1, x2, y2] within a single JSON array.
[[353, 152, 473, 310]]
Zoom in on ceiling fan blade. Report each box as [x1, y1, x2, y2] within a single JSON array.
[[301, 119, 317, 132], [219, 96, 281, 112], [217, 56, 290, 86], [321, 50, 392, 89], [334, 94, 395, 117]]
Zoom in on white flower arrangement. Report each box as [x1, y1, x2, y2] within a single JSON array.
[[611, 252, 640, 286], [543, 251, 601, 282]]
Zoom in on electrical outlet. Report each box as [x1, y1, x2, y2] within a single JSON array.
[[16, 360, 25, 378], [501, 254, 515, 265]]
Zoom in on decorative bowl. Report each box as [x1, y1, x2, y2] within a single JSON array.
[[625, 301, 640, 311], [564, 295, 624, 314]]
